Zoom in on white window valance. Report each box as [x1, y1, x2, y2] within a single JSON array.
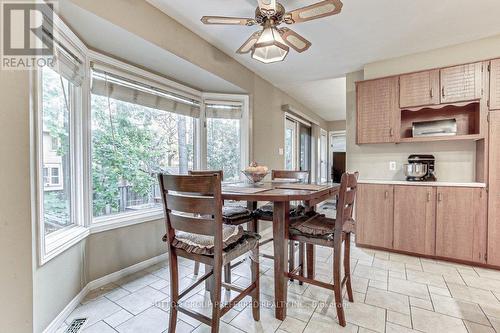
[[204, 100, 243, 119]]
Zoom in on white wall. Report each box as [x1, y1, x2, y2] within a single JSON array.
[[346, 35, 500, 182]]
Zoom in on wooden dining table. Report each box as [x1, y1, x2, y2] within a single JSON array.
[[221, 181, 340, 320]]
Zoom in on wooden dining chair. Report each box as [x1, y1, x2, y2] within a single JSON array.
[[158, 173, 260, 333], [189, 170, 256, 285], [287, 172, 358, 327], [255, 170, 310, 282]]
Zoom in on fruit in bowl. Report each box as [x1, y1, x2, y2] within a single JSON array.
[[242, 162, 269, 183]]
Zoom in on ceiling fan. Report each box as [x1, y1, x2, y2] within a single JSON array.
[[201, 0, 343, 64]]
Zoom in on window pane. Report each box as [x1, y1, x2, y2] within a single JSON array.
[[41, 66, 73, 235], [206, 117, 241, 181], [91, 93, 194, 218], [285, 128, 293, 170]]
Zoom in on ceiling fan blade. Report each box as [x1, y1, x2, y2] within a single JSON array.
[[284, 0, 343, 24], [280, 28, 311, 53], [236, 31, 262, 54], [201, 16, 256, 26], [257, 0, 277, 16]]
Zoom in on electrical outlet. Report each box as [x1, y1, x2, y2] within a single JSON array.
[[389, 161, 397, 171], [278, 148, 284, 155]]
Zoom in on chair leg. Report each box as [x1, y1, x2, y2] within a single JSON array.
[[289, 241, 295, 281], [168, 250, 179, 333], [224, 263, 231, 291], [298, 242, 305, 286], [211, 261, 223, 333], [250, 219, 260, 321], [344, 233, 354, 302], [193, 262, 200, 276], [333, 237, 346, 327], [306, 244, 315, 279]]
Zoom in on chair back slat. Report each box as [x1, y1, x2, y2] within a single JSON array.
[[166, 193, 215, 215], [162, 174, 217, 195], [169, 213, 214, 236], [189, 170, 224, 180], [335, 172, 359, 231], [158, 174, 223, 240], [272, 170, 310, 183]]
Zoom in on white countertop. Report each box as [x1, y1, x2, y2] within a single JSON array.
[[358, 179, 486, 188]]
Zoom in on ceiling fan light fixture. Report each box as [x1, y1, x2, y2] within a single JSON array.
[[251, 26, 289, 64]]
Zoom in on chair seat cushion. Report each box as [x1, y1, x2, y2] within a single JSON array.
[[289, 213, 336, 240], [254, 203, 304, 219], [222, 205, 253, 224], [171, 224, 246, 255]]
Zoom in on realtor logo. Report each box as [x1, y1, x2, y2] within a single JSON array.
[[1, 1, 55, 70]]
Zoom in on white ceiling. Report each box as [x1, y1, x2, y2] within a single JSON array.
[[147, 0, 500, 120], [57, 1, 245, 94]]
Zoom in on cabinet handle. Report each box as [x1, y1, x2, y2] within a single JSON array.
[[430, 88, 434, 98], [427, 192, 431, 202], [385, 190, 389, 199], [389, 128, 394, 137], [442, 86, 445, 98], [438, 193, 443, 202]]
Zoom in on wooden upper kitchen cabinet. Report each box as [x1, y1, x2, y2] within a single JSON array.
[[393, 186, 436, 256], [356, 77, 399, 144], [355, 184, 394, 248], [490, 59, 500, 110], [400, 70, 440, 108], [440, 62, 483, 104], [488, 112, 500, 266], [435, 187, 487, 263]]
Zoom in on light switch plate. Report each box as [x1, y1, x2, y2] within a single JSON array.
[[278, 148, 284, 155], [389, 161, 397, 171]]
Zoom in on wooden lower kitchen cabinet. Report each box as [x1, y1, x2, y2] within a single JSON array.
[[435, 187, 487, 263], [488, 112, 500, 266], [355, 184, 394, 248], [393, 186, 436, 256]]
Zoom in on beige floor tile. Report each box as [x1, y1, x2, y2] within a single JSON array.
[[386, 310, 411, 328], [406, 269, 447, 288], [431, 294, 490, 325], [464, 321, 495, 333], [105, 286, 131, 302], [428, 285, 451, 297], [285, 292, 317, 323], [193, 322, 245, 333], [365, 287, 410, 314], [368, 279, 387, 291], [353, 264, 388, 283], [489, 316, 500, 332], [372, 258, 406, 272], [421, 261, 460, 276], [351, 276, 369, 293], [65, 297, 122, 327], [104, 309, 134, 328], [82, 321, 116, 333], [303, 311, 358, 333], [409, 297, 433, 311], [385, 322, 420, 333], [411, 306, 468, 333], [343, 301, 386, 333], [447, 283, 499, 305], [474, 267, 500, 281], [480, 302, 500, 319], [229, 298, 282, 333], [117, 272, 161, 293], [388, 278, 430, 300], [115, 286, 167, 315], [462, 275, 500, 293], [82, 283, 120, 304], [388, 270, 406, 280], [116, 307, 184, 333], [389, 253, 422, 266], [405, 263, 423, 272], [278, 316, 307, 333]]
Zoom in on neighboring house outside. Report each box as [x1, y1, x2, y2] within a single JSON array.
[[42, 131, 64, 192]]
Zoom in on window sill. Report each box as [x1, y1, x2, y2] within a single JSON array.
[[90, 209, 164, 234], [42, 226, 89, 265]]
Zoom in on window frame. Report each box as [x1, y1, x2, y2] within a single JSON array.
[[201, 92, 250, 181]]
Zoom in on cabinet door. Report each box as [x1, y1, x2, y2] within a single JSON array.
[[393, 186, 436, 255], [355, 184, 393, 248], [400, 70, 440, 108], [356, 77, 399, 144], [488, 112, 500, 265], [436, 187, 487, 263], [440, 62, 482, 103], [490, 59, 500, 110]]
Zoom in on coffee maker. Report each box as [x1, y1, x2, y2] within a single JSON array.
[[404, 155, 437, 182]]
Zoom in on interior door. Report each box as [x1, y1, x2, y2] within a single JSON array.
[[319, 130, 328, 182]]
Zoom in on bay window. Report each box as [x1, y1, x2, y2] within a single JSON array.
[[90, 68, 199, 220]]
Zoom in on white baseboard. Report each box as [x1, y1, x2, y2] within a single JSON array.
[[43, 253, 168, 333]]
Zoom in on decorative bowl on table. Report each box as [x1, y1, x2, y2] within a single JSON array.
[[242, 162, 269, 184]]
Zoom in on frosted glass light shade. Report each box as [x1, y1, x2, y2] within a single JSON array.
[[251, 26, 289, 64]]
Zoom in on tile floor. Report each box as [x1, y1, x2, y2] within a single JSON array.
[[58, 214, 500, 333]]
